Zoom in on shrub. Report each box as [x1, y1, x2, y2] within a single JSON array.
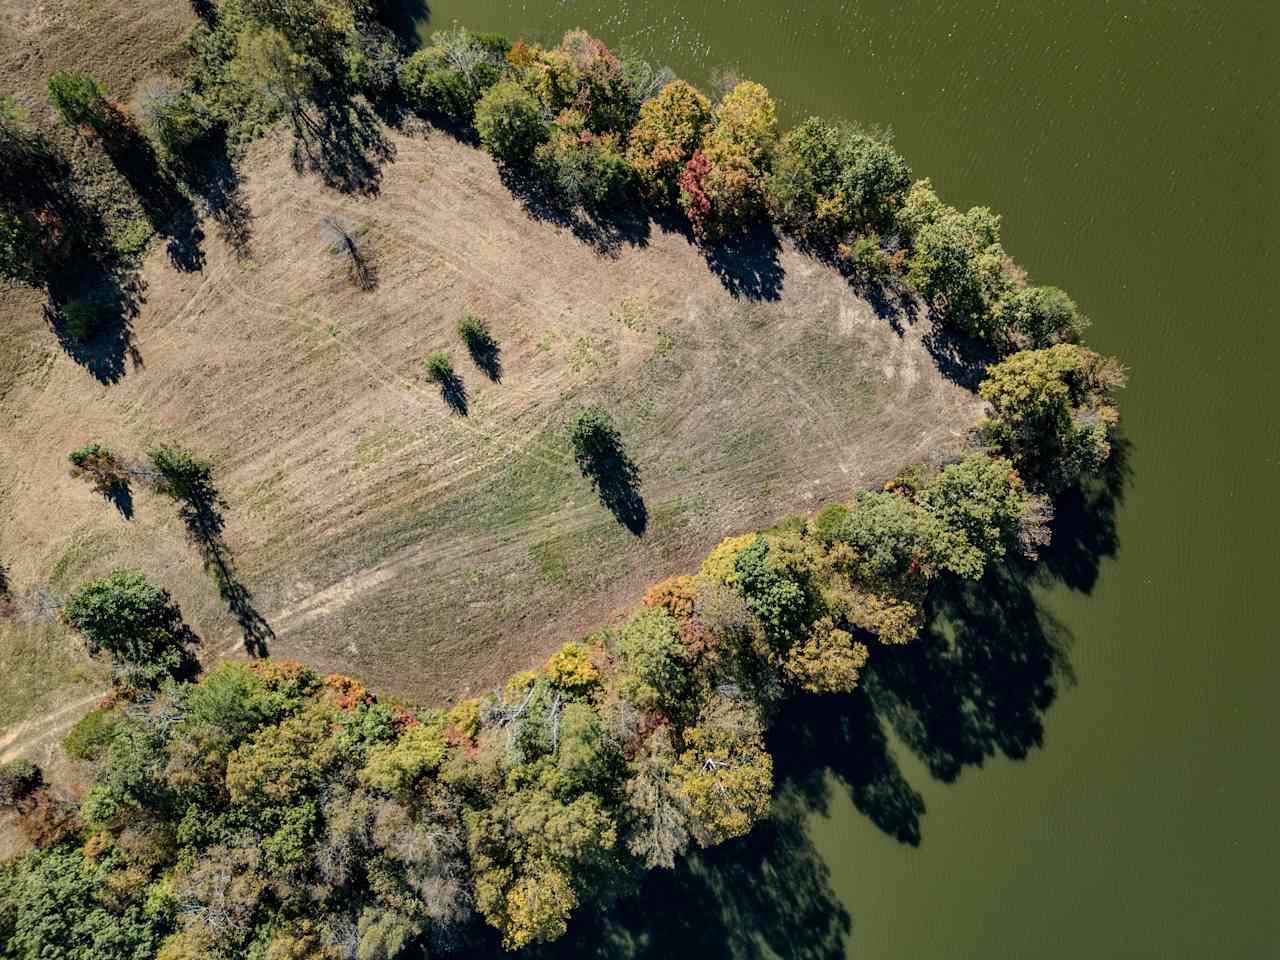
[[626, 79, 712, 204], [47, 71, 113, 134], [400, 27, 508, 123], [812, 502, 850, 547], [458, 314, 493, 351], [63, 705, 120, 761], [474, 79, 548, 164], [0, 759, 42, 806], [423, 352, 453, 383]]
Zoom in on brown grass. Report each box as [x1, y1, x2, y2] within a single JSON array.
[[0, 0, 984, 739]]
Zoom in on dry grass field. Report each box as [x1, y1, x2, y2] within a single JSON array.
[[0, 2, 985, 755]]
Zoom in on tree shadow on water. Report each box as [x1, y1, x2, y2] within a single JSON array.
[[506, 792, 851, 960]]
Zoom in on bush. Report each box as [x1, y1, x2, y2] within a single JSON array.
[[423, 352, 454, 383], [458, 314, 493, 351], [63, 705, 120, 761], [626, 79, 712, 204], [400, 27, 508, 123], [474, 80, 547, 165], [0, 759, 42, 806], [47, 71, 112, 134]]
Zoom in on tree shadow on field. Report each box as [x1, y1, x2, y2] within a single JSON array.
[[700, 222, 785, 302], [498, 166, 652, 258], [99, 112, 206, 272], [920, 316, 999, 391], [103, 476, 135, 519], [574, 434, 647, 537], [43, 264, 145, 385], [291, 95, 396, 196], [172, 129, 254, 260], [465, 338, 502, 383], [165, 468, 275, 657]]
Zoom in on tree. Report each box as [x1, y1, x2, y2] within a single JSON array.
[[730, 534, 812, 640], [918, 453, 1031, 576], [838, 491, 945, 584], [533, 113, 633, 209], [135, 79, 210, 158], [979, 343, 1124, 490], [422, 351, 454, 384], [907, 201, 1010, 337], [557, 30, 636, 134], [673, 697, 773, 845], [781, 616, 869, 694], [474, 80, 547, 165], [626, 79, 712, 204], [996, 284, 1090, 348], [0, 759, 42, 806], [622, 727, 691, 869], [615, 608, 687, 713], [400, 27, 507, 122], [47, 71, 113, 135], [231, 26, 319, 131], [62, 569, 197, 688], [766, 117, 910, 242], [679, 80, 778, 238]]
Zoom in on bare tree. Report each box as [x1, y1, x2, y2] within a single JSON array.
[[320, 213, 375, 289]]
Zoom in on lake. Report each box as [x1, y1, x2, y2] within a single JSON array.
[[410, 2, 1279, 957]]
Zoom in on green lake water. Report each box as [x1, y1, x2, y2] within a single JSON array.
[[410, 2, 1279, 957]]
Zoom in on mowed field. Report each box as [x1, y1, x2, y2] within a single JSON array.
[[0, 6, 985, 747]]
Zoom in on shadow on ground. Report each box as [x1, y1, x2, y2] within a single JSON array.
[[167, 467, 276, 657]]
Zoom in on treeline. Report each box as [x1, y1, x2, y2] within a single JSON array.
[[5, 1, 1092, 355], [0, 335, 1124, 959]]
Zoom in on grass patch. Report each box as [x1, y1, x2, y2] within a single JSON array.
[[48, 529, 118, 591], [0, 622, 107, 729]]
